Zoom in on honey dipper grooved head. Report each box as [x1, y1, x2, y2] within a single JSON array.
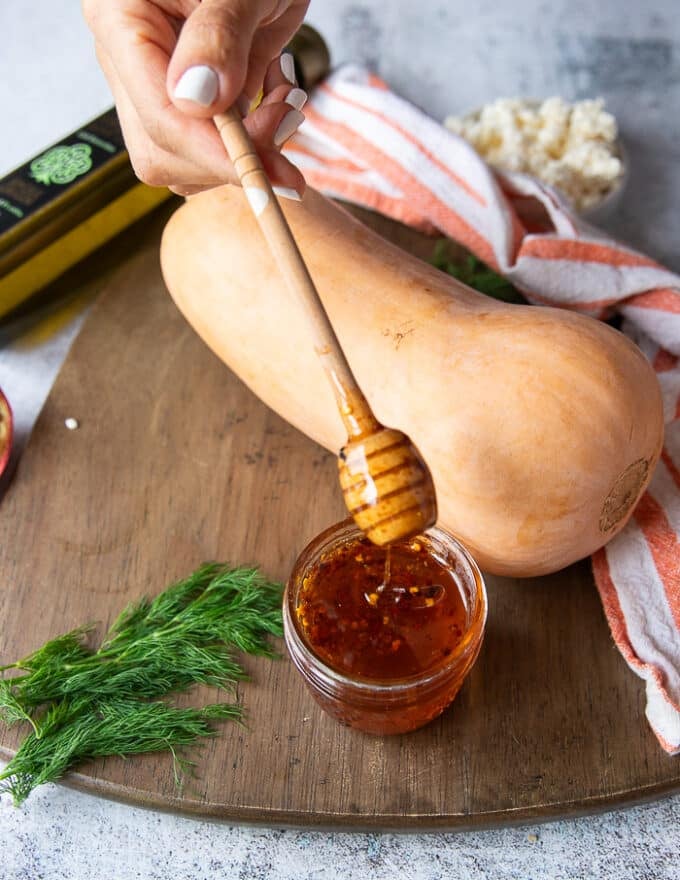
[[338, 427, 438, 546]]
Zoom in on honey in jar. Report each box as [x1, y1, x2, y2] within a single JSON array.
[[283, 519, 487, 735]]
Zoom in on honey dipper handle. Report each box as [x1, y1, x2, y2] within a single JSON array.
[[214, 108, 379, 439]]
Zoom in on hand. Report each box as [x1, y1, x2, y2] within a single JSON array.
[[82, 0, 310, 196]]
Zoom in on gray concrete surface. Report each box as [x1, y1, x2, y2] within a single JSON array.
[[1, 781, 679, 880], [2, 0, 680, 877]]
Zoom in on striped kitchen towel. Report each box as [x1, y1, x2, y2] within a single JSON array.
[[285, 65, 680, 754]]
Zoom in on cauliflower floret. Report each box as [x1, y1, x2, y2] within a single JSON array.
[[444, 96, 623, 212]]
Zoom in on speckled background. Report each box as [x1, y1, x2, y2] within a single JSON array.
[[2, 1, 680, 877], [1, 781, 680, 880]]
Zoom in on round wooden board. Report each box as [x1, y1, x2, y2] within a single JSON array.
[[0, 204, 677, 830]]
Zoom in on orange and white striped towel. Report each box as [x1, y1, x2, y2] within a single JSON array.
[[285, 65, 680, 754]]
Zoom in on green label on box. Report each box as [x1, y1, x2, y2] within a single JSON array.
[[30, 144, 94, 186], [0, 109, 126, 237]]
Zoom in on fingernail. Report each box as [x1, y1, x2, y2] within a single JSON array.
[[273, 185, 302, 201], [236, 93, 252, 116], [285, 87, 307, 111], [280, 53, 297, 85], [174, 65, 219, 106], [274, 110, 304, 146]]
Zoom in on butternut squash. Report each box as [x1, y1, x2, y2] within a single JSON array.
[[160, 186, 664, 577]]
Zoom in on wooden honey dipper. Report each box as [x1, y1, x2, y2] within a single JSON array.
[[214, 108, 437, 546]]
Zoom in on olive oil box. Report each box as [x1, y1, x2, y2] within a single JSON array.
[[0, 108, 171, 320]]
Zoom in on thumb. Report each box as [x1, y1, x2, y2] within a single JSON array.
[[168, 0, 262, 116]]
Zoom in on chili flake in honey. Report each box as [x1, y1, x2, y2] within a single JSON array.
[[296, 535, 468, 681], [284, 520, 487, 735]]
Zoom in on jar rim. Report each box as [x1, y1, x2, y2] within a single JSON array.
[[283, 519, 487, 694]]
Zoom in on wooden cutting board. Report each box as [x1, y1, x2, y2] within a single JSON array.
[[1, 202, 678, 830]]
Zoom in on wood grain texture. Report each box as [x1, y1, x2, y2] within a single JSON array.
[[0, 204, 678, 830]]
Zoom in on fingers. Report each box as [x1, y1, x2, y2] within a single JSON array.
[[96, 41, 233, 187], [168, 0, 262, 115], [84, 1, 308, 194], [241, 5, 307, 100], [240, 85, 307, 195], [168, 152, 305, 200], [168, 0, 309, 114], [260, 150, 306, 199], [262, 52, 302, 99], [255, 56, 308, 148], [167, 184, 211, 197], [166, 146, 306, 199], [99, 42, 305, 193]]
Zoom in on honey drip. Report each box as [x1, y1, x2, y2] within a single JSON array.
[[367, 544, 445, 609], [298, 535, 465, 680], [380, 545, 392, 593]]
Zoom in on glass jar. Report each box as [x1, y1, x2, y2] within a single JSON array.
[[283, 519, 487, 735]]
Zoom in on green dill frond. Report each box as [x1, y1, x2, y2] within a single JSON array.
[[101, 562, 222, 651], [142, 563, 227, 626], [0, 562, 283, 804], [0, 680, 39, 735], [0, 626, 93, 674], [0, 698, 242, 806]]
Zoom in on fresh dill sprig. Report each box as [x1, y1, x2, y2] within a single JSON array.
[[0, 697, 242, 806], [1, 563, 282, 711], [0, 562, 283, 804]]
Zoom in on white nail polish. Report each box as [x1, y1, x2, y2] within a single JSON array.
[[285, 88, 307, 111], [273, 186, 302, 201], [274, 110, 304, 146], [174, 66, 219, 106], [280, 53, 297, 85]]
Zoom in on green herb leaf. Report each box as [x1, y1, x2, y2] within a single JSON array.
[[430, 239, 526, 304], [0, 697, 242, 806], [0, 563, 283, 804]]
